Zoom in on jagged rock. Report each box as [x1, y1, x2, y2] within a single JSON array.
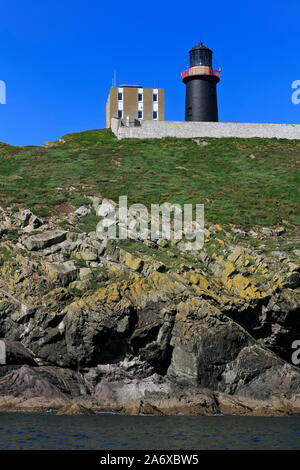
[[260, 227, 285, 237], [288, 263, 300, 273], [13, 209, 42, 229], [30, 215, 43, 229], [249, 230, 258, 238], [261, 227, 274, 237], [232, 227, 246, 236], [119, 249, 144, 272], [79, 268, 93, 281], [66, 232, 84, 242], [283, 272, 300, 289], [90, 196, 102, 212], [151, 260, 166, 272], [136, 400, 164, 415], [271, 250, 289, 261], [193, 139, 209, 147], [157, 239, 169, 248], [0, 365, 86, 398], [83, 360, 169, 404], [43, 261, 78, 286], [129, 302, 176, 374], [68, 213, 79, 225], [19, 210, 32, 228], [0, 201, 300, 415], [97, 198, 116, 217], [167, 298, 300, 400], [62, 303, 133, 367], [23, 230, 67, 251], [75, 206, 91, 218], [0, 340, 37, 366], [274, 227, 286, 236], [69, 280, 89, 292], [78, 244, 99, 261]]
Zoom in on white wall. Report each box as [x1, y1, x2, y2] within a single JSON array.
[[112, 120, 300, 140]]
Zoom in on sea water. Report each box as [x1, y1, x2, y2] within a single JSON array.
[[0, 413, 299, 450]]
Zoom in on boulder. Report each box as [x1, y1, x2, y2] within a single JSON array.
[[75, 206, 91, 218], [119, 249, 144, 272], [43, 261, 78, 286], [283, 272, 300, 289], [79, 244, 99, 261], [97, 199, 116, 218], [23, 230, 67, 251], [79, 268, 93, 281]]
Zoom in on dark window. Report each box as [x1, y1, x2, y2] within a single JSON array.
[[118, 110, 123, 118], [153, 94, 158, 102], [138, 110, 143, 119], [153, 111, 157, 119], [138, 93, 143, 102], [118, 93, 123, 101]]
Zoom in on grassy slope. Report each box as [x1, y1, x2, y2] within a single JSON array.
[[0, 129, 299, 227]]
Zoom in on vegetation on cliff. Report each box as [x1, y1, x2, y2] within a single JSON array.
[[0, 130, 299, 415], [0, 130, 299, 226]]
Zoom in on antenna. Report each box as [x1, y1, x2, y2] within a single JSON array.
[[114, 70, 116, 87]]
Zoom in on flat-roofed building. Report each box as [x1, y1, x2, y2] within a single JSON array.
[[105, 85, 164, 128]]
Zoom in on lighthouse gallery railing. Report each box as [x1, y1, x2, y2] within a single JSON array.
[[181, 66, 221, 80]]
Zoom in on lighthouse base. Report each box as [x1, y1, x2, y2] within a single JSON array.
[[184, 76, 219, 122]]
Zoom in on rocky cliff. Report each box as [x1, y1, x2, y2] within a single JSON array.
[[0, 198, 299, 415]]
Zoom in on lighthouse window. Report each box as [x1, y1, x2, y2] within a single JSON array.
[[118, 110, 123, 118], [153, 94, 157, 102], [138, 93, 143, 102], [118, 92, 123, 101], [153, 111, 157, 120], [138, 110, 143, 119]]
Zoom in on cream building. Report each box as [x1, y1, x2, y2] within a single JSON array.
[[105, 85, 164, 128]]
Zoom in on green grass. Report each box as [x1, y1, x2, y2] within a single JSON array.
[[0, 246, 12, 263], [34, 207, 52, 218], [6, 229, 20, 242], [79, 212, 102, 233], [0, 129, 299, 227]]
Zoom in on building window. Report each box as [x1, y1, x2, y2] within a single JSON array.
[[138, 93, 143, 102], [138, 110, 143, 119], [153, 111, 157, 120], [118, 92, 123, 101], [118, 110, 123, 118], [153, 94, 158, 102]]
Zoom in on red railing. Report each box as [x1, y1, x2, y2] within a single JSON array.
[[181, 66, 221, 80]]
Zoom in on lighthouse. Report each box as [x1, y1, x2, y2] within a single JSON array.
[[181, 42, 221, 122]]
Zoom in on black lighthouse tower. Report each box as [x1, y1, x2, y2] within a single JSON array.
[[182, 42, 221, 122]]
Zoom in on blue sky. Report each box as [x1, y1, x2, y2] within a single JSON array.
[[0, 0, 299, 146]]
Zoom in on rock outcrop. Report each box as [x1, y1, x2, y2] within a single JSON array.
[[0, 202, 299, 415]]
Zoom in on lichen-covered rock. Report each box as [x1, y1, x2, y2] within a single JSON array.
[[23, 230, 67, 251], [42, 261, 78, 286], [0, 202, 299, 414], [119, 249, 144, 272]]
